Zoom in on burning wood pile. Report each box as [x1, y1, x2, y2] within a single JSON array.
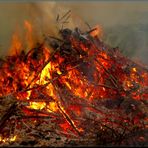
[[0, 13, 148, 147]]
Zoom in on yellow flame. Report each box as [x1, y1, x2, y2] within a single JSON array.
[[0, 135, 17, 143], [65, 82, 72, 90], [132, 67, 137, 72], [47, 102, 58, 112], [57, 69, 62, 75], [36, 61, 59, 101], [10, 135, 17, 142], [26, 90, 31, 100], [126, 81, 133, 87], [28, 102, 46, 110], [39, 63, 52, 85]]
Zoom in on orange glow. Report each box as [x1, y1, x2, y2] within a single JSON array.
[[60, 122, 71, 131], [0, 135, 17, 143], [132, 67, 137, 72], [47, 102, 58, 112], [24, 20, 33, 49], [9, 32, 22, 55], [90, 25, 103, 38]]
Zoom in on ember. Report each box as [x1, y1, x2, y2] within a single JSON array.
[[0, 12, 147, 147]]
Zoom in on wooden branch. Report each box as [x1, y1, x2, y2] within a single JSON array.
[[57, 101, 81, 136], [85, 21, 91, 30], [51, 83, 81, 136], [59, 10, 71, 22], [48, 36, 64, 42], [95, 59, 118, 88]]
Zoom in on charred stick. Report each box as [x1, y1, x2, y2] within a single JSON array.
[[56, 14, 60, 22], [48, 36, 64, 42], [86, 27, 98, 34], [91, 82, 117, 90], [17, 115, 51, 119], [59, 10, 71, 22], [61, 15, 71, 25], [115, 127, 127, 145], [85, 21, 91, 30], [106, 119, 131, 132], [0, 102, 17, 132], [63, 12, 71, 22], [61, 21, 69, 24], [100, 123, 119, 139]]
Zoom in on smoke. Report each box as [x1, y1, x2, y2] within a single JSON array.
[[0, 2, 86, 56], [0, 2, 148, 64], [57, 2, 148, 64]]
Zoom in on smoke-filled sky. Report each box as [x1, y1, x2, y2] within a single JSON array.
[[0, 2, 148, 64]]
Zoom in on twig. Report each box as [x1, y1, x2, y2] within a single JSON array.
[[101, 123, 119, 139], [52, 83, 81, 136], [86, 28, 98, 34], [56, 14, 60, 22], [85, 21, 91, 30], [59, 10, 71, 22], [17, 115, 51, 119], [57, 101, 81, 136], [91, 82, 117, 90], [48, 36, 64, 42]]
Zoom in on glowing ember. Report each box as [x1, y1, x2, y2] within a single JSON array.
[[47, 102, 58, 112], [0, 135, 17, 143]]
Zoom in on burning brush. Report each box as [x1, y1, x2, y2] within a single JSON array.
[[0, 12, 148, 147]]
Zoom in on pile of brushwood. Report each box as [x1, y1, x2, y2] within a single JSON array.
[[0, 17, 147, 147]]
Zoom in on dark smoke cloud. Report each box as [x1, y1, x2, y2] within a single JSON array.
[[0, 2, 147, 64]]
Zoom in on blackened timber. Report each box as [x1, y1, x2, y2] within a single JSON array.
[[0, 101, 17, 132]]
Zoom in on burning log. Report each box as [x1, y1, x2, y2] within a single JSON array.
[[0, 18, 147, 146]]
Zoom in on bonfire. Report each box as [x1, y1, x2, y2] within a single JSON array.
[[0, 11, 147, 147]]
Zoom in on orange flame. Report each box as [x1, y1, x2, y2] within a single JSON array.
[[90, 25, 103, 38], [24, 20, 34, 49], [9, 32, 22, 55]]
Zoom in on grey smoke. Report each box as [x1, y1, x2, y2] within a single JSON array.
[[0, 2, 147, 64]]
